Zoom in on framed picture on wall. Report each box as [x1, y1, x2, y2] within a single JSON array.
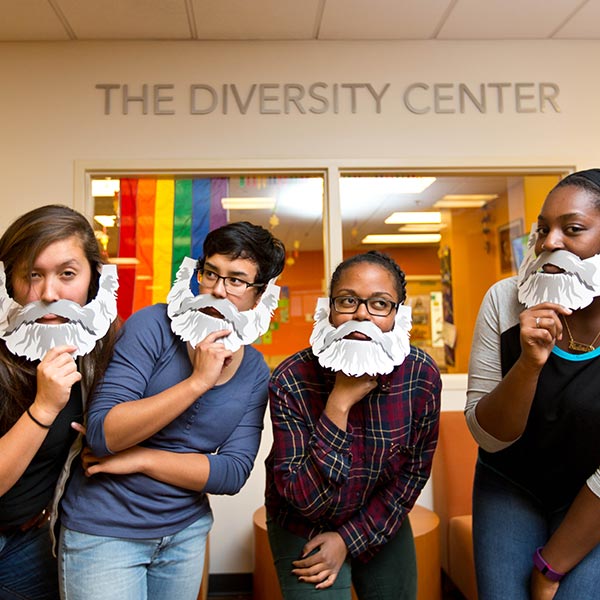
[[498, 219, 524, 273], [511, 233, 530, 271]]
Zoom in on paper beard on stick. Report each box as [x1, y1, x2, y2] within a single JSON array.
[[0, 262, 118, 361], [309, 297, 412, 377], [167, 256, 280, 352], [517, 226, 600, 310]]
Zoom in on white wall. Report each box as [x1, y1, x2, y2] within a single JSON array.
[[1, 39, 599, 574]]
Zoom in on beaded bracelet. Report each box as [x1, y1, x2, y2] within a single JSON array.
[[26, 407, 51, 429]]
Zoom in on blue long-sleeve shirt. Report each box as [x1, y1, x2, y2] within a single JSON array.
[[61, 303, 269, 538]]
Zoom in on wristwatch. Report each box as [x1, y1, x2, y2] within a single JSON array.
[[533, 547, 565, 582]]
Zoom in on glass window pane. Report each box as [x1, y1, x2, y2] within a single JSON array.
[[92, 173, 324, 369], [339, 172, 563, 373]]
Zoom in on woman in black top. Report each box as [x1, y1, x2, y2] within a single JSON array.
[[0, 205, 118, 599]]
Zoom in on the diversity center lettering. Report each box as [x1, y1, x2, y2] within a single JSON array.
[[96, 81, 560, 116]]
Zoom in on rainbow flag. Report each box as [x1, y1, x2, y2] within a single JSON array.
[[115, 177, 228, 320]]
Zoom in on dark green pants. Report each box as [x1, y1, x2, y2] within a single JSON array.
[[266, 514, 417, 600]]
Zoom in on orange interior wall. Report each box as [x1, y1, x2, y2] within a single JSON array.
[[255, 249, 325, 369], [449, 208, 498, 373]]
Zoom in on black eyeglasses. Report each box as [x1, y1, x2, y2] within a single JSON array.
[[331, 295, 399, 317], [198, 268, 262, 297]]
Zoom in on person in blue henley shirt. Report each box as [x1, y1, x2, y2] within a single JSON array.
[[59, 221, 285, 600]]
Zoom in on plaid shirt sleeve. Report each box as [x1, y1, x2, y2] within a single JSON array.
[[269, 354, 356, 521]]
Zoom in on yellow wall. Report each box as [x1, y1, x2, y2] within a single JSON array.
[[444, 207, 496, 372], [523, 175, 562, 231], [445, 174, 559, 373]]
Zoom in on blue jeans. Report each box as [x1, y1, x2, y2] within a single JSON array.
[[266, 513, 416, 600], [0, 523, 58, 600], [58, 511, 213, 600], [473, 460, 600, 600]]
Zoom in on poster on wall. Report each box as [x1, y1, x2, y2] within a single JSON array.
[[439, 245, 455, 367], [498, 219, 524, 274]]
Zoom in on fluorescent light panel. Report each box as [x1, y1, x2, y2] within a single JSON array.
[[361, 233, 441, 244], [221, 197, 276, 210], [433, 194, 498, 209], [397, 223, 446, 233], [385, 211, 441, 224], [340, 176, 436, 196]]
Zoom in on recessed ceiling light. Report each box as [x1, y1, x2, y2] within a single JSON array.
[[361, 233, 441, 244], [385, 211, 442, 224]]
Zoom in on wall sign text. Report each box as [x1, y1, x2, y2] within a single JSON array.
[[95, 81, 561, 116]]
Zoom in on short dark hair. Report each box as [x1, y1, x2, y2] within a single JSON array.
[[553, 169, 600, 210], [197, 221, 286, 286], [329, 251, 407, 303]]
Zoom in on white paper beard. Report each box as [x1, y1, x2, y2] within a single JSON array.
[[167, 256, 280, 352], [517, 230, 600, 310], [0, 263, 118, 361], [309, 297, 412, 377]]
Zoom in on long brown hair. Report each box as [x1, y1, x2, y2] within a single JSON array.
[[0, 205, 119, 431]]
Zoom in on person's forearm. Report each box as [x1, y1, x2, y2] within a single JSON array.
[[136, 448, 210, 491], [474, 356, 543, 441], [0, 411, 49, 495], [103, 377, 209, 452], [541, 485, 600, 574]]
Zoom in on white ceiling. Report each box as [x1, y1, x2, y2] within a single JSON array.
[[1, 0, 600, 42]]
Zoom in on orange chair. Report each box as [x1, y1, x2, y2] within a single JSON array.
[[431, 410, 478, 600]]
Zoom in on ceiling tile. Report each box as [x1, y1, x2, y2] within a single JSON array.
[[191, 0, 322, 40], [553, 0, 600, 38], [0, 0, 69, 40], [437, 0, 586, 39], [58, 0, 192, 40], [319, 0, 453, 40]]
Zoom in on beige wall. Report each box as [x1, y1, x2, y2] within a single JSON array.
[[1, 40, 599, 227]]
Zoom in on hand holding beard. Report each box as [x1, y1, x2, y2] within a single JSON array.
[[518, 302, 570, 369], [188, 329, 234, 395], [329, 371, 379, 411], [33, 344, 82, 425]]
